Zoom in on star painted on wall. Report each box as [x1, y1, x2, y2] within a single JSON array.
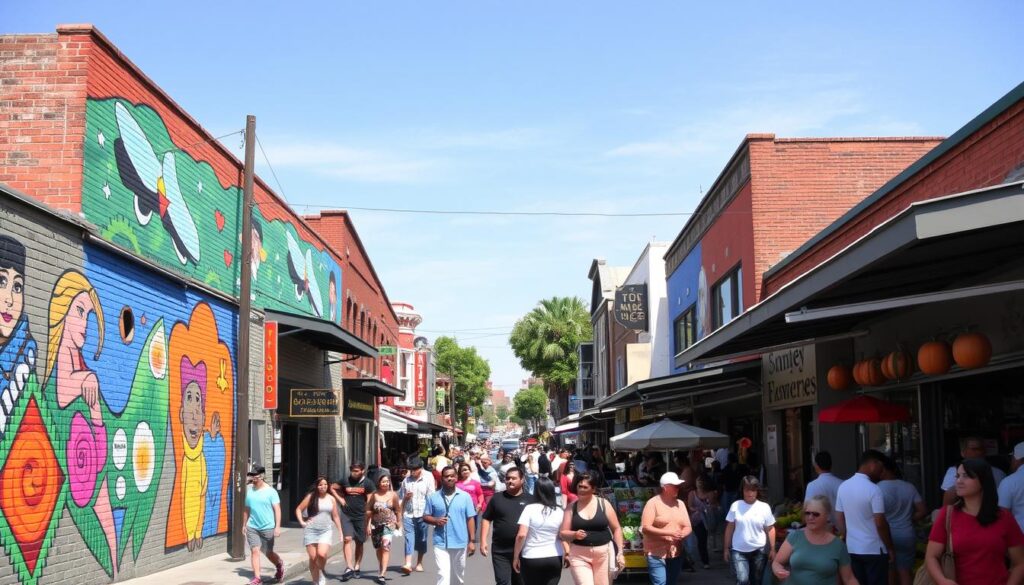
[[97, 131, 105, 147], [197, 180, 203, 194], [102, 182, 111, 199]]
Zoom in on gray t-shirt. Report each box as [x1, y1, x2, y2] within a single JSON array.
[[878, 479, 921, 534]]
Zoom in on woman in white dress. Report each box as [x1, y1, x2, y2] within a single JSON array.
[[297, 475, 344, 585]]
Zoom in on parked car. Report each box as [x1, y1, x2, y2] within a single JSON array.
[[501, 438, 520, 453]]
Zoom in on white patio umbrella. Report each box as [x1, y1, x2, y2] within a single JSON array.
[[610, 419, 730, 451]]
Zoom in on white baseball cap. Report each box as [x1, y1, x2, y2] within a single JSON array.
[[660, 472, 685, 486], [1012, 442, 1024, 460]]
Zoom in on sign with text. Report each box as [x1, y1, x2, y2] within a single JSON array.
[[378, 345, 397, 356], [568, 395, 582, 414], [264, 321, 278, 409], [289, 389, 340, 417], [763, 345, 817, 409], [415, 352, 427, 409], [614, 284, 649, 331], [345, 389, 376, 421]]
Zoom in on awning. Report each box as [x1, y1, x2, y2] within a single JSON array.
[[342, 378, 404, 398], [382, 408, 448, 435], [552, 421, 580, 433], [380, 408, 413, 433], [674, 181, 1024, 367], [638, 360, 761, 415], [266, 309, 377, 358]]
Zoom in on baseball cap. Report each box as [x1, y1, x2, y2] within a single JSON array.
[[247, 465, 266, 477], [1013, 442, 1024, 460], [659, 472, 685, 486]]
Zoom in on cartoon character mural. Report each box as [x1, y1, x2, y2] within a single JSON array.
[[0, 235, 35, 439]]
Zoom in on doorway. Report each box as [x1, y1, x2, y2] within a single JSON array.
[[280, 423, 319, 522], [783, 406, 814, 501]]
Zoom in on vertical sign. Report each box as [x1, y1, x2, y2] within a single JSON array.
[[414, 351, 427, 409], [264, 321, 278, 409]]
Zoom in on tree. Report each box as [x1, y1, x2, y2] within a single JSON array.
[[495, 404, 510, 422], [433, 336, 491, 433], [509, 296, 591, 404], [513, 385, 548, 433]]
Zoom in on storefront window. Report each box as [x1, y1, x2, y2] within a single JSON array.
[[712, 265, 742, 329], [861, 390, 922, 491], [674, 305, 698, 355]]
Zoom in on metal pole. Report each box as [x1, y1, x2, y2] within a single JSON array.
[[230, 115, 256, 560]]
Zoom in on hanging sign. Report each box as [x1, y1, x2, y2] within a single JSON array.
[[264, 321, 278, 409], [290, 389, 341, 417], [415, 351, 428, 409], [614, 284, 649, 331], [763, 345, 817, 409]]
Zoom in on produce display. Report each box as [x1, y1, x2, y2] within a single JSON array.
[[603, 482, 657, 571]]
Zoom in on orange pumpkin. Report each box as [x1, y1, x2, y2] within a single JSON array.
[[918, 340, 953, 375], [880, 356, 894, 380], [852, 360, 866, 386], [827, 365, 853, 391], [883, 350, 912, 380], [952, 332, 992, 369], [865, 358, 885, 386]]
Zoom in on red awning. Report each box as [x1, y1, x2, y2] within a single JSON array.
[[819, 395, 911, 424]]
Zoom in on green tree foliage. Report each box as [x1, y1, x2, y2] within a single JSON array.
[[434, 336, 491, 432], [513, 385, 548, 432], [495, 404, 510, 422], [509, 296, 591, 389]]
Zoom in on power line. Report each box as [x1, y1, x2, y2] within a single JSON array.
[[255, 133, 289, 204], [287, 203, 697, 218]]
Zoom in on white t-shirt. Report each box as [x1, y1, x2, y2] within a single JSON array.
[[835, 473, 886, 554], [726, 500, 775, 552], [517, 503, 565, 558], [804, 472, 844, 524], [998, 466, 1024, 532], [941, 465, 1006, 491]]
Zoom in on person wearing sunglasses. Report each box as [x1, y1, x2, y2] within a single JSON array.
[[771, 495, 858, 585]]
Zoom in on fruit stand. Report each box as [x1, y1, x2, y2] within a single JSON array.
[[603, 481, 657, 575]]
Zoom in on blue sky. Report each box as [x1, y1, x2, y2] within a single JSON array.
[[4, 2, 1023, 393]]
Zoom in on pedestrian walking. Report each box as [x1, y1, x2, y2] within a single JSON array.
[[456, 462, 485, 522], [878, 457, 926, 585], [332, 461, 376, 581], [513, 477, 565, 585], [641, 472, 693, 585], [523, 445, 541, 494], [724, 476, 776, 585], [365, 474, 402, 585], [803, 451, 844, 525], [399, 457, 436, 575], [998, 441, 1024, 532], [940, 436, 1006, 506], [481, 467, 536, 585], [835, 450, 894, 585], [424, 466, 477, 585], [554, 460, 578, 506], [688, 475, 714, 570], [478, 455, 500, 509], [296, 476, 343, 585], [771, 495, 857, 585], [243, 466, 285, 585], [560, 471, 625, 585], [926, 458, 1024, 585]]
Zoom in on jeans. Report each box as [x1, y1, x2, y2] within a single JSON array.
[[525, 474, 538, 494], [684, 522, 709, 566], [434, 547, 467, 585], [521, 555, 563, 585], [403, 516, 429, 556], [647, 555, 684, 585], [849, 553, 889, 585], [491, 550, 524, 585], [730, 548, 767, 585]]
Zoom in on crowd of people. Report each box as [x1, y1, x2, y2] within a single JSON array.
[[240, 435, 1024, 585]]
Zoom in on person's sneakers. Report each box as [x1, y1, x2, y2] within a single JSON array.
[[376, 576, 387, 585], [273, 562, 284, 582], [399, 566, 412, 576], [341, 568, 355, 582], [246, 577, 261, 585], [353, 569, 362, 579]]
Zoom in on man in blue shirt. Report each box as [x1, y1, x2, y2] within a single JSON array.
[[424, 466, 476, 585], [243, 466, 284, 585]]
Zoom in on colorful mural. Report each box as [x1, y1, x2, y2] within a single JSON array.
[[82, 98, 344, 326], [0, 236, 237, 585]]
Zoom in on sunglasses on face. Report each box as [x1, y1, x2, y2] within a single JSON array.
[[803, 511, 822, 518]]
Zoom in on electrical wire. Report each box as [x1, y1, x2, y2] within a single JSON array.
[[286, 203, 696, 217], [166, 129, 245, 155], [255, 133, 289, 204]]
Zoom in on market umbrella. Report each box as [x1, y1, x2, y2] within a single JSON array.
[[610, 419, 730, 450], [818, 395, 911, 424]]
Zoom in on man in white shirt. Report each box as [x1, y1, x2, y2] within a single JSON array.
[[804, 451, 844, 525], [399, 457, 436, 574], [940, 436, 1005, 506], [835, 450, 895, 585], [549, 448, 568, 477], [998, 442, 1024, 532], [520, 445, 540, 494]]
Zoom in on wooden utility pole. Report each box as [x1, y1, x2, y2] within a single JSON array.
[[230, 115, 256, 560]]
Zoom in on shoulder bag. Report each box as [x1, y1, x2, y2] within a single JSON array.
[[600, 498, 623, 582], [913, 505, 955, 585]]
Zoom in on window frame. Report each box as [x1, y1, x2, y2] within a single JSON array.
[[673, 304, 698, 356], [712, 264, 743, 330]]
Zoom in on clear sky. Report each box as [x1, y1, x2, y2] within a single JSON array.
[[4, 2, 1023, 394]]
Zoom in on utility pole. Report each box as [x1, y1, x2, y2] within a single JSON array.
[[230, 115, 256, 560]]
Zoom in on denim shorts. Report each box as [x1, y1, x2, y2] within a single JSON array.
[[891, 531, 916, 570]]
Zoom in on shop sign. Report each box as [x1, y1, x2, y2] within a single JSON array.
[[378, 345, 397, 356], [568, 395, 582, 414], [263, 321, 278, 410], [290, 389, 340, 417], [415, 352, 427, 410], [614, 284, 649, 331], [615, 409, 626, 425], [628, 406, 644, 422], [344, 389, 376, 421], [763, 344, 817, 409]]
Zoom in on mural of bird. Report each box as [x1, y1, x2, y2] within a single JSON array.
[[113, 102, 201, 266], [285, 231, 323, 317]]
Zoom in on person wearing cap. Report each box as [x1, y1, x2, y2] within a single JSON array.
[[999, 441, 1024, 532], [399, 457, 436, 574], [332, 461, 376, 581], [243, 466, 285, 585], [641, 472, 693, 585]]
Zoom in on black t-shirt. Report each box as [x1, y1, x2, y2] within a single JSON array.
[[336, 475, 376, 518], [481, 490, 537, 553], [538, 454, 552, 475]]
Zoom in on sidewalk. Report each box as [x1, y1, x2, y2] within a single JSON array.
[[119, 526, 343, 585]]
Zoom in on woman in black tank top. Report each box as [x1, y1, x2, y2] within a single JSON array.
[[559, 472, 625, 585]]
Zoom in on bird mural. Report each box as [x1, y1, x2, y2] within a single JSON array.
[[285, 231, 323, 317]]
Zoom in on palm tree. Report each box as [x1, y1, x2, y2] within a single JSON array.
[[509, 296, 591, 395]]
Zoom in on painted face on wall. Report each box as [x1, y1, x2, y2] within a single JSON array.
[[328, 275, 337, 321], [0, 267, 24, 341], [181, 379, 204, 449], [66, 292, 96, 350]]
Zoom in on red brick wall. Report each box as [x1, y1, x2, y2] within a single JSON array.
[[701, 181, 755, 306], [0, 29, 89, 206], [749, 135, 943, 300], [303, 211, 399, 378], [764, 99, 1024, 296]]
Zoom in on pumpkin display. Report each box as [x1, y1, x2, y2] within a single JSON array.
[[852, 360, 867, 386], [882, 350, 912, 380], [864, 358, 885, 386], [952, 332, 992, 369], [918, 340, 953, 375], [827, 365, 853, 391]]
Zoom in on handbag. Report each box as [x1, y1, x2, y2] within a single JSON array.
[[600, 498, 623, 581], [913, 505, 956, 585]]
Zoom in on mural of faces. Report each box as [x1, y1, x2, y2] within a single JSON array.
[[0, 236, 27, 342]]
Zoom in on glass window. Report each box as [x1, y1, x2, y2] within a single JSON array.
[[712, 265, 742, 329], [674, 305, 698, 355]]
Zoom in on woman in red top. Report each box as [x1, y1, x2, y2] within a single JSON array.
[[555, 460, 578, 505], [456, 462, 485, 517], [926, 458, 1024, 585]]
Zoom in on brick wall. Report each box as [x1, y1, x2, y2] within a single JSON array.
[[748, 135, 943, 300], [764, 97, 1024, 295]]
